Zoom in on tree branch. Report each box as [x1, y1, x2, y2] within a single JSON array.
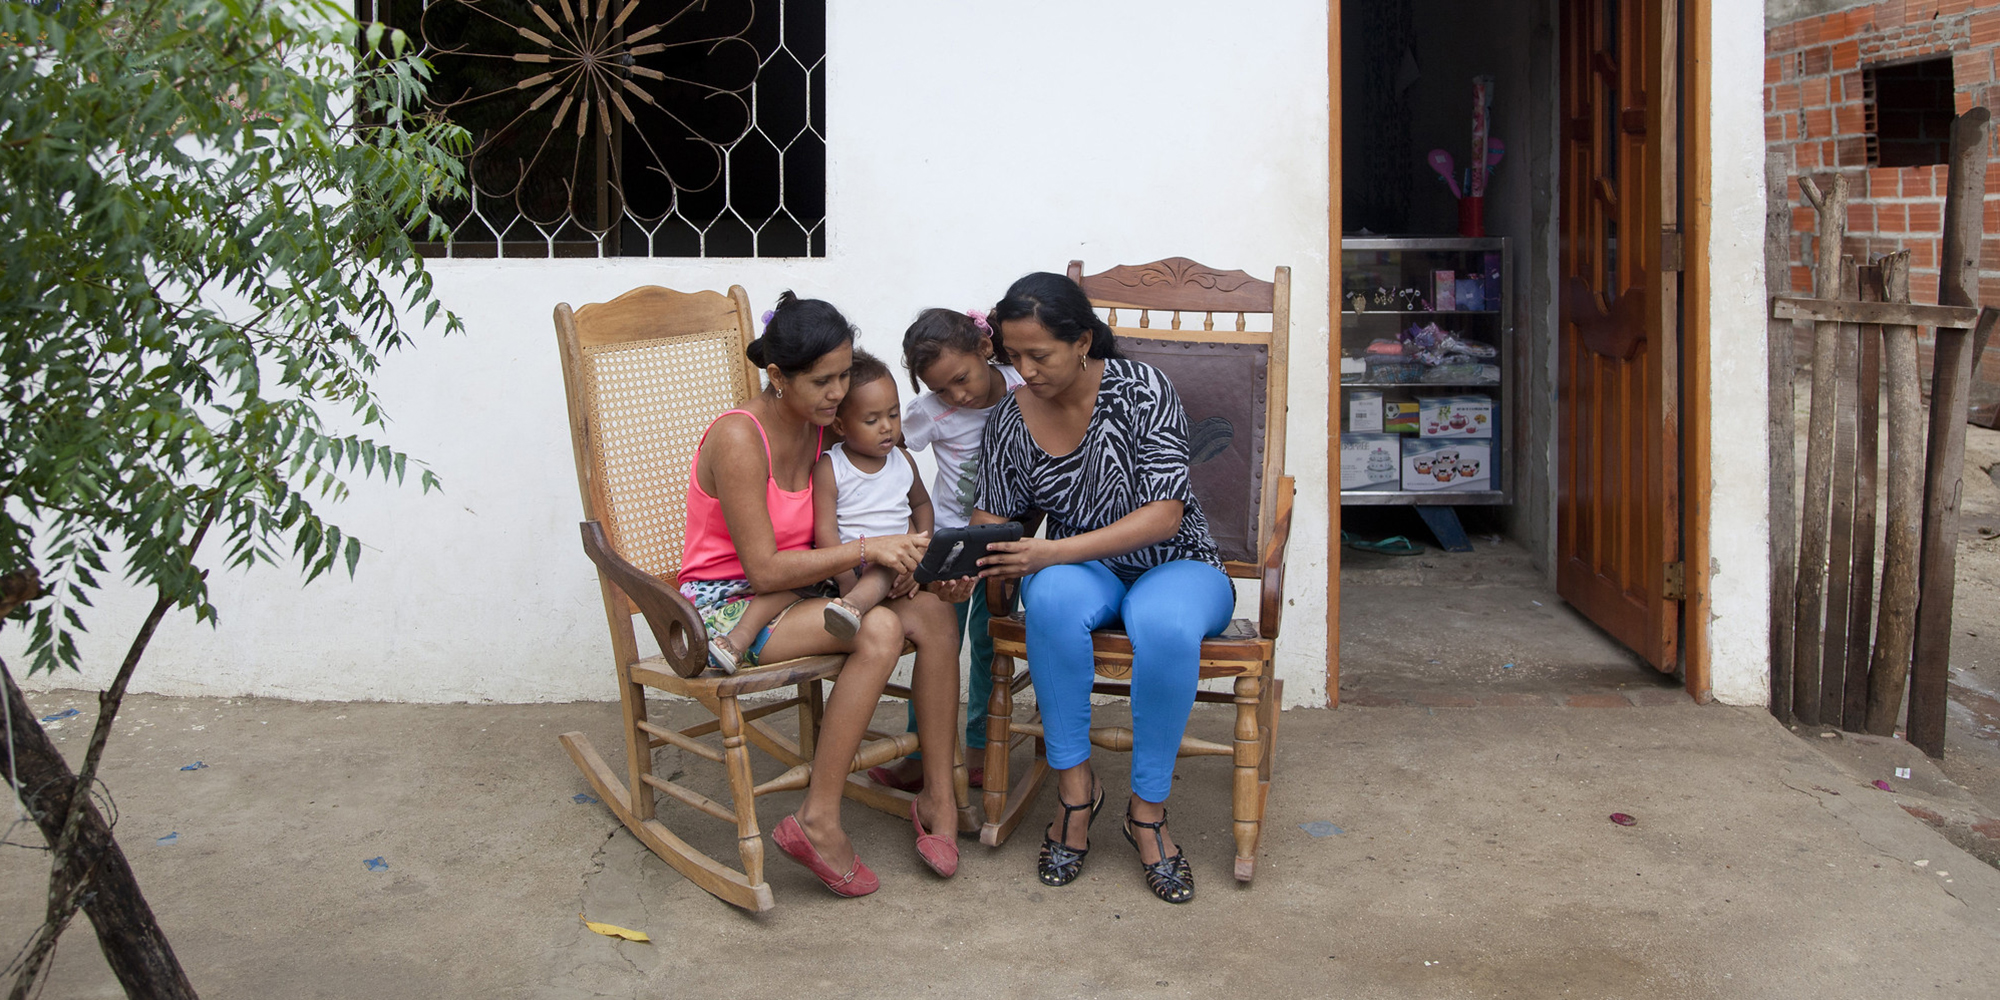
[[11, 499, 217, 998]]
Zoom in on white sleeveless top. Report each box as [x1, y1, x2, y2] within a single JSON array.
[[828, 443, 915, 543]]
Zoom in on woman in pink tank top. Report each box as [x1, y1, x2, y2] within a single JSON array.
[[681, 292, 968, 894]]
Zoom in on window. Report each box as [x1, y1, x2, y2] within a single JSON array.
[[358, 0, 825, 258], [1864, 57, 1955, 169]]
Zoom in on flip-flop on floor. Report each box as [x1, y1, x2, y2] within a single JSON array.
[[1342, 532, 1424, 556]]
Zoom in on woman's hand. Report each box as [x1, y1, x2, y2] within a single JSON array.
[[927, 576, 978, 603], [867, 532, 930, 578], [977, 537, 1065, 580]]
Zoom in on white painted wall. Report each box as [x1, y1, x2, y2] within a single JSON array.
[[13, 1, 1336, 707], [1705, 0, 1777, 706]]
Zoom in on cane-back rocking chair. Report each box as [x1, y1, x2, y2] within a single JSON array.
[[553, 284, 960, 912], [981, 258, 1294, 883]]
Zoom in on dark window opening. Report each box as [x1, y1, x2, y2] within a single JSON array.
[[1864, 56, 1956, 169], [357, 0, 824, 258]]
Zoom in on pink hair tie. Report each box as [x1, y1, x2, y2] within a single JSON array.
[[967, 309, 990, 335]]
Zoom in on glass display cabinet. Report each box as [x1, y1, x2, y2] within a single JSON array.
[[1338, 236, 1512, 506]]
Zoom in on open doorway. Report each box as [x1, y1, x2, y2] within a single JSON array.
[[1334, 0, 1688, 705]]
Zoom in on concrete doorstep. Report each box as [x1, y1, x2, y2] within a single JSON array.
[[4, 691, 1999, 999]]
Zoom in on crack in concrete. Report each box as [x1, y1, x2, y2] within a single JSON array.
[[1780, 772, 1973, 908]]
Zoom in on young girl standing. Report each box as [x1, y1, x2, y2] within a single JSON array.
[[867, 308, 1024, 792]]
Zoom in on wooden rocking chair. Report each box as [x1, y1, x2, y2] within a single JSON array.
[[553, 285, 963, 912], [981, 258, 1294, 883]]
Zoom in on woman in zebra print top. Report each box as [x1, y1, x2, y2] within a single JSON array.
[[970, 272, 1234, 904]]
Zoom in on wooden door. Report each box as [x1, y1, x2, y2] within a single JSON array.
[[1557, 0, 1682, 671]]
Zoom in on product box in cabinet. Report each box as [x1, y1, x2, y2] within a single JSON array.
[[1346, 390, 1384, 433], [1402, 440, 1491, 492], [1340, 434, 1402, 491], [1383, 401, 1421, 434], [1417, 393, 1494, 438]]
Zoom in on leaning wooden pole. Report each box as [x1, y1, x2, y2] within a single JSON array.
[[1867, 251, 1927, 735], [1842, 264, 1883, 730], [1792, 173, 1847, 726], [1766, 154, 1799, 721], [1907, 107, 1990, 757], [1819, 257, 1861, 724]]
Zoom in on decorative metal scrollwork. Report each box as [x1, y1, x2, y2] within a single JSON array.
[[364, 0, 822, 257], [422, 0, 755, 241]]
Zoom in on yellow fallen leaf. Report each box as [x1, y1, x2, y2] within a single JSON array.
[[579, 914, 651, 943]]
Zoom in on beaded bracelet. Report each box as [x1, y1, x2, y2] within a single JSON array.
[[857, 535, 869, 576]]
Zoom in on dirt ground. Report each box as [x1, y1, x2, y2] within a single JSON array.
[[4, 692, 2000, 1000], [1933, 423, 2000, 817]]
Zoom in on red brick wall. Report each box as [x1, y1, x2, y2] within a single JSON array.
[[1767, 1, 2000, 395]]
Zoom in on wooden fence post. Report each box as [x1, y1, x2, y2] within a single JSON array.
[[1842, 265, 1883, 730], [1907, 107, 1990, 757], [1819, 258, 1861, 724], [1767, 155, 1798, 722], [1792, 173, 1847, 726], [1867, 250, 1923, 736]]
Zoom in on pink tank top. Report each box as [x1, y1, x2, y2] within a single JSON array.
[[680, 409, 822, 582]]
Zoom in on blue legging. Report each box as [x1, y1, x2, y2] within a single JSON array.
[[1020, 559, 1234, 803]]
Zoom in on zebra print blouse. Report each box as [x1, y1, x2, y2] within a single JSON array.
[[975, 358, 1223, 583]]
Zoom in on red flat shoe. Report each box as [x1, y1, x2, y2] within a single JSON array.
[[967, 766, 984, 789], [912, 809, 959, 877], [867, 764, 924, 793], [772, 815, 878, 897]]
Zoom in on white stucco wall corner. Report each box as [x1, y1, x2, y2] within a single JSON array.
[[1702, 0, 1775, 707]]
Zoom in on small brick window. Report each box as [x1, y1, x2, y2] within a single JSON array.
[[1864, 57, 1957, 168]]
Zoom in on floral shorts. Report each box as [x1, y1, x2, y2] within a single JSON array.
[[679, 578, 812, 668]]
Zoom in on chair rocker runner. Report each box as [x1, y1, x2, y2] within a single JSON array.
[[552, 284, 968, 912], [981, 257, 1294, 883]]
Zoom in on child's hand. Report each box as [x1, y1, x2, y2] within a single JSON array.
[[928, 576, 977, 603], [870, 532, 930, 577], [888, 571, 919, 599]]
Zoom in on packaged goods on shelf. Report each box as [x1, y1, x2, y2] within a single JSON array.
[[1417, 393, 1495, 438], [1347, 389, 1384, 433], [1383, 401, 1421, 434], [1402, 439, 1492, 492], [1365, 357, 1424, 383], [1341, 434, 1403, 491], [1432, 270, 1456, 310]]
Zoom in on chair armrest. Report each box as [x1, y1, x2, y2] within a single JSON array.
[[983, 576, 1014, 614], [1257, 476, 1294, 640], [579, 521, 709, 678]]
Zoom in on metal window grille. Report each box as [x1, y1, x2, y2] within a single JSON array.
[[357, 0, 824, 258]]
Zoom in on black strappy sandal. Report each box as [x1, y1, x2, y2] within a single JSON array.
[[1123, 808, 1195, 904], [1036, 783, 1105, 887]]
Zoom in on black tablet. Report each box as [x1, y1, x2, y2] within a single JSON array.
[[913, 522, 1023, 583]]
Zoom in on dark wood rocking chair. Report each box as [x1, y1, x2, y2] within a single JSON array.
[[553, 284, 967, 912], [981, 258, 1294, 882]]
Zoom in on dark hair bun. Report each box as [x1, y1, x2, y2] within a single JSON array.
[[749, 291, 857, 376]]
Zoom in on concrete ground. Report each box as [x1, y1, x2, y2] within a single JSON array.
[[5, 690, 2000, 999], [1336, 513, 1684, 707]]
